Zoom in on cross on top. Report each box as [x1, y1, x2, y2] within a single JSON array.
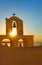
[[12, 13, 16, 16]]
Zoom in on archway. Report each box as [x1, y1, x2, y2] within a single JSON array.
[[11, 21, 17, 36], [1, 39, 11, 47], [18, 39, 24, 47]]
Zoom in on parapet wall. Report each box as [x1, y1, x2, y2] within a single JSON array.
[[0, 45, 42, 65]]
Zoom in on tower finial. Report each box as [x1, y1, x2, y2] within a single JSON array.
[[12, 13, 16, 16]]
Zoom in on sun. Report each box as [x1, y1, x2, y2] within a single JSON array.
[[10, 28, 17, 37]]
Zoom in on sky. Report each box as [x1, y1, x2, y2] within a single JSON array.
[[0, 0, 42, 42]]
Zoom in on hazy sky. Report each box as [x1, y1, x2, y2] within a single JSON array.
[[0, 0, 42, 42]]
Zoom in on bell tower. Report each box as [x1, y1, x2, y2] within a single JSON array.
[[0, 14, 34, 47], [6, 14, 23, 37]]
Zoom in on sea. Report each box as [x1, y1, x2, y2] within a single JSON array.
[[34, 42, 42, 46]]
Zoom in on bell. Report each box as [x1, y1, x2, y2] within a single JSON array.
[[13, 22, 16, 27]]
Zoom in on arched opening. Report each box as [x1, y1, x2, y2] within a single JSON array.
[[1, 39, 11, 47], [10, 21, 17, 36], [18, 39, 24, 47]]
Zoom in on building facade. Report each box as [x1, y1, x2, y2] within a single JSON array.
[[0, 15, 34, 47]]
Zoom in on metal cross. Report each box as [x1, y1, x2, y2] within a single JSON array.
[[12, 13, 16, 16]]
